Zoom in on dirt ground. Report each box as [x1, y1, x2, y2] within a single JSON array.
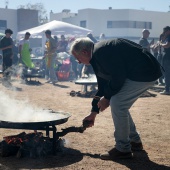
[[0, 77, 169, 170]]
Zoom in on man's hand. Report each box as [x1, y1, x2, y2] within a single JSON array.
[[97, 97, 110, 112], [7, 45, 12, 49], [83, 112, 97, 128], [1, 45, 13, 50]]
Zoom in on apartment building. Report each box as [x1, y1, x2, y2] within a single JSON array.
[[50, 8, 170, 42], [0, 8, 39, 38]]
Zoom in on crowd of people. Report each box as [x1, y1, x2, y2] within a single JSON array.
[[139, 26, 170, 95], [0, 27, 169, 89], [0, 27, 169, 91], [0, 29, 107, 84], [0, 26, 169, 161], [45, 32, 105, 83]]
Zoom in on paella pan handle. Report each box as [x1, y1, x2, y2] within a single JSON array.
[[57, 120, 93, 137]]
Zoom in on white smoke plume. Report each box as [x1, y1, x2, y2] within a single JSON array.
[[3, 65, 24, 78], [0, 91, 70, 123]]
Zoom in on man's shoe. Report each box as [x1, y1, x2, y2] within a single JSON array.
[[52, 80, 58, 85], [100, 148, 133, 160], [160, 90, 170, 95], [131, 142, 143, 151], [45, 80, 51, 83]]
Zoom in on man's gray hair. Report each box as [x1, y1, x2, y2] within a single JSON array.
[[70, 37, 94, 55]]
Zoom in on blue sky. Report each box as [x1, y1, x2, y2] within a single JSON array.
[[0, 0, 170, 14]]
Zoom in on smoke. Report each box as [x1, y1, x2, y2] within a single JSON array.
[[3, 65, 24, 79], [0, 91, 69, 122]]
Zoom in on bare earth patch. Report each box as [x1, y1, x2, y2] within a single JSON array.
[[0, 78, 169, 170]]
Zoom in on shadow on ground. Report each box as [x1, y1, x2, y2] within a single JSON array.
[[111, 150, 169, 170], [1, 150, 169, 170], [53, 83, 70, 88], [0, 148, 83, 170]]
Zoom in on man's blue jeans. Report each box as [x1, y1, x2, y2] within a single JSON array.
[[110, 79, 155, 152], [162, 55, 170, 92]]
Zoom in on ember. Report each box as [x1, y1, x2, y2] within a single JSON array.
[[0, 132, 64, 158]]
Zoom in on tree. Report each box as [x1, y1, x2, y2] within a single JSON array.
[[18, 3, 48, 25]]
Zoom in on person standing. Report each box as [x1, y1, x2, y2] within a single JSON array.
[[159, 26, 170, 95], [84, 32, 97, 76], [99, 33, 106, 41], [139, 29, 154, 53], [87, 32, 98, 43], [70, 37, 162, 160], [44, 30, 58, 85], [18, 32, 34, 68], [54, 35, 58, 47], [0, 29, 13, 79], [57, 35, 68, 53], [157, 33, 166, 86]]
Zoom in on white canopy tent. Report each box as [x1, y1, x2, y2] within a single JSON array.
[[17, 20, 92, 52]]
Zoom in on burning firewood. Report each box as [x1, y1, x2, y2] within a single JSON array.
[[0, 132, 54, 158]]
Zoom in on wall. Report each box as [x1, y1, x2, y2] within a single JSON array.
[[17, 9, 39, 32], [50, 11, 76, 21], [0, 8, 17, 38], [53, 8, 170, 41]]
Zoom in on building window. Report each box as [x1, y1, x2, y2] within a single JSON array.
[[107, 20, 152, 29], [80, 20, 86, 28], [0, 20, 7, 30], [107, 21, 113, 28], [145, 22, 152, 29]]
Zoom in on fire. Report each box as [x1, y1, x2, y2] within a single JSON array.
[[0, 132, 54, 158]]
